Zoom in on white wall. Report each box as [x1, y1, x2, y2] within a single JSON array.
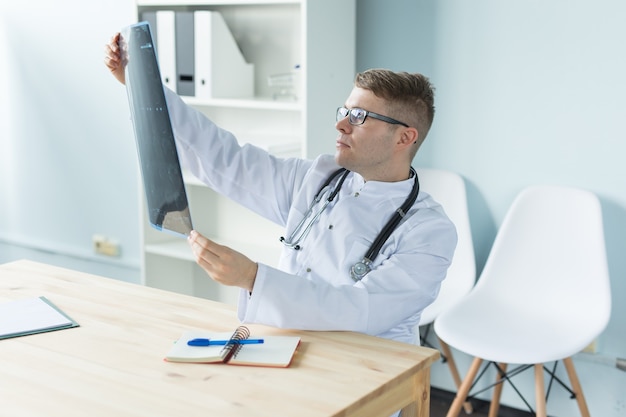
[[358, 0, 626, 415], [429, 0, 626, 349], [0, 1, 139, 282]]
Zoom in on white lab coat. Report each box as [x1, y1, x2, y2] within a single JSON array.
[[165, 89, 457, 345]]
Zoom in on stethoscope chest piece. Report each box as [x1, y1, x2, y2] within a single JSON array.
[[350, 258, 372, 282]]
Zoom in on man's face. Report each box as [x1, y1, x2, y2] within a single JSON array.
[[335, 87, 400, 181]]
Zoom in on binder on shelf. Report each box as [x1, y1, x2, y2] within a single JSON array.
[[175, 11, 195, 96], [156, 10, 177, 92], [194, 10, 254, 99]]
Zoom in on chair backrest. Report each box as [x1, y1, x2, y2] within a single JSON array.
[[474, 185, 611, 341], [416, 168, 476, 325]]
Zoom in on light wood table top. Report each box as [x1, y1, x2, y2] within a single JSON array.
[[0, 260, 439, 417]]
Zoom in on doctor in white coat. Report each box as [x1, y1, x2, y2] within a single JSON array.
[[105, 33, 457, 346]]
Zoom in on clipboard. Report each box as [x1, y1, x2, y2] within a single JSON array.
[[0, 296, 79, 340]]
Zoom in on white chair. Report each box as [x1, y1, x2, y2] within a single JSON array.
[[434, 185, 611, 417], [415, 168, 477, 414]]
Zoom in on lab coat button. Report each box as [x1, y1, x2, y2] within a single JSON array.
[[306, 268, 312, 273]]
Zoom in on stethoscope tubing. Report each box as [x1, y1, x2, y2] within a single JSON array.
[[280, 168, 349, 250], [362, 167, 419, 262], [280, 167, 420, 281]]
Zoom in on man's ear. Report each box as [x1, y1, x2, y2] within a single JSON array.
[[397, 127, 419, 147]]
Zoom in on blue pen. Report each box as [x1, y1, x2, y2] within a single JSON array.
[[187, 338, 264, 346]]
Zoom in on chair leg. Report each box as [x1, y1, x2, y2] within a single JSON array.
[[562, 357, 591, 417], [534, 363, 547, 417], [487, 363, 507, 417], [438, 337, 473, 414], [446, 357, 483, 417]]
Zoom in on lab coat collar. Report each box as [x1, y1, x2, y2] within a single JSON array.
[[348, 171, 415, 195]]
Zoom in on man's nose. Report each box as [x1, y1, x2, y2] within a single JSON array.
[[335, 115, 352, 132]]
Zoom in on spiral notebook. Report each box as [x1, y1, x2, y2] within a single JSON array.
[[165, 326, 300, 368]]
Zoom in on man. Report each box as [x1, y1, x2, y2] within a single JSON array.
[[105, 33, 456, 345]]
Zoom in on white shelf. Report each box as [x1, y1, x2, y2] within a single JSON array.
[[137, 0, 355, 302], [182, 96, 301, 111], [145, 239, 194, 261], [145, 237, 281, 266], [182, 171, 205, 187], [138, 0, 300, 6]]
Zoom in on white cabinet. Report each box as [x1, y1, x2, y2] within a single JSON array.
[[136, 0, 356, 303]]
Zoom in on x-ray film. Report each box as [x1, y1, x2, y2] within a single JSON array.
[[120, 21, 193, 237]]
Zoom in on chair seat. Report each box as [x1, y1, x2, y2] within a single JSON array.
[[436, 285, 606, 365]]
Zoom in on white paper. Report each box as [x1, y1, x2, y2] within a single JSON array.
[[0, 297, 76, 339]]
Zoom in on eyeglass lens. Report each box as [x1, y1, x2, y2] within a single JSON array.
[[336, 107, 366, 125]]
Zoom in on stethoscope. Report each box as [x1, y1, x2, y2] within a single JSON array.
[[280, 167, 420, 281]]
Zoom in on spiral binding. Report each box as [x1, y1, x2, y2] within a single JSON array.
[[221, 325, 251, 362]]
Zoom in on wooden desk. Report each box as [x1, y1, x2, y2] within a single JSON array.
[[0, 260, 438, 417]]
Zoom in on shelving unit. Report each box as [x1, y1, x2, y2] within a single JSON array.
[[136, 0, 356, 303]]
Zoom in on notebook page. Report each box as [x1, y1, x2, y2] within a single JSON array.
[[165, 331, 233, 363], [229, 336, 301, 368]]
